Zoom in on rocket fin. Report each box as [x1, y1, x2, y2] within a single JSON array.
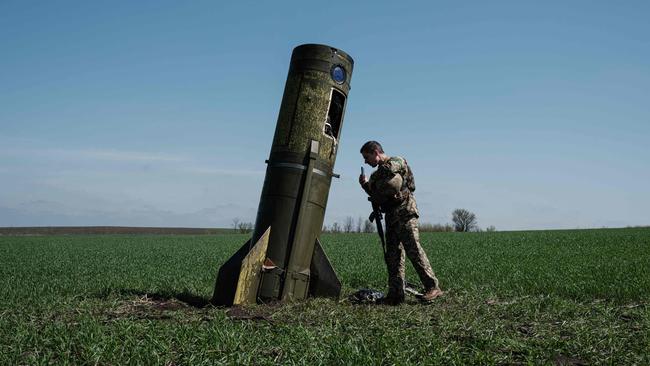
[[211, 227, 271, 306], [309, 238, 341, 298]]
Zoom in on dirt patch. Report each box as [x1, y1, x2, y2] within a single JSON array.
[[226, 305, 275, 322], [107, 295, 190, 321], [486, 297, 521, 306], [553, 354, 587, 365]]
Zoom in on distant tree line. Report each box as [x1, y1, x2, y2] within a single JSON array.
[[237, 209, 496, 235], [322, 209, 496, 233], [231, 218, 253, 234], [322, 216, 375, 233]]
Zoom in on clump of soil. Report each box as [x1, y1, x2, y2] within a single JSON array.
[[226, 305, 275, 322], [108, 295, 189, 320]]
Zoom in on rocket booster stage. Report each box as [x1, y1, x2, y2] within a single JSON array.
[[212, 44, 354, 306]]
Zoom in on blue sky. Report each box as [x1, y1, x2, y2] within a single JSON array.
[[1, 1, 649, 230]]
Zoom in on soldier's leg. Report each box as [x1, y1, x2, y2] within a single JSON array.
[[399, 217, 440, 290], [385, 220, 406, 300]]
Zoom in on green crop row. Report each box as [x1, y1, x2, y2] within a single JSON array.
[[0, 228, 648, 364]]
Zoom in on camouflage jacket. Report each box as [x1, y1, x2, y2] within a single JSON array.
[[365, 156, 418, 224]]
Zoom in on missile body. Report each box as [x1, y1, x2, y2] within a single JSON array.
[[212, 44, 354, 305]]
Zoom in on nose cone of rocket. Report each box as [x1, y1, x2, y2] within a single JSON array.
[[291, 44, 354, 68]]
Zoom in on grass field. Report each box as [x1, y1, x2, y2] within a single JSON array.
[[1, 228, 649, 365]]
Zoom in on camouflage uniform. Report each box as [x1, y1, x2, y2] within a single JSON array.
[[364, 156, 440, 300]]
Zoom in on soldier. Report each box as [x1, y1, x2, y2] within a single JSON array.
[[359, 140, 443, 305]]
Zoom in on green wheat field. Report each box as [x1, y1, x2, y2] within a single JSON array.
[[1, 228, 649, 365]]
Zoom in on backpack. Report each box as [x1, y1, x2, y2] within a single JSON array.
[[403, 160, 416, 193]]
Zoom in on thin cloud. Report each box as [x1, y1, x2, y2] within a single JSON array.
[[73, 149, 186, 163], [0, 144, 263, 178], [183, 166, 264, 177], [1, 147, 187, 163]]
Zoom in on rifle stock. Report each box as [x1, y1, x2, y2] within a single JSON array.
[[368, 198, 386, 258]]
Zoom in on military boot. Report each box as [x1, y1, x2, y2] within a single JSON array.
[[377, 296, 404, 306], [420, 288, 444, 303]]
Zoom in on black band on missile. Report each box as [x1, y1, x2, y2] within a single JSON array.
[[266, 161, 331, 178], [267, 161, 306, 171], [290, 59, 331, 74]]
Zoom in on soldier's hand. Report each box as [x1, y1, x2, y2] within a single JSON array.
[[359, 174, 368, 186]]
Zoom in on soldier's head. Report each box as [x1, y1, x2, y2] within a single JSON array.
[[360, 140, 385, 167]]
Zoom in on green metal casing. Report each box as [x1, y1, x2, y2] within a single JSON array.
[[212, 44, 353, 306], [254, 44, 353, 301]]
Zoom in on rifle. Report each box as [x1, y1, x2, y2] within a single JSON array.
[[362, 167, 386, 258], [368, 197, 386, 258]]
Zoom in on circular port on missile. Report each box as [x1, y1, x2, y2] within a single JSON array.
[[331, 65, 346, 84]]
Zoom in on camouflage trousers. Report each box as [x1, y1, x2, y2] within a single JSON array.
[[384, 216, 439, 299]]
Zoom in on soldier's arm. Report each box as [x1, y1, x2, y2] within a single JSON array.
[[360, 172, 382, 202], [361, 181, 372, 195]]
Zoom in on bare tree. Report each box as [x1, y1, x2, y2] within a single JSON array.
[[356, 216, 363, 233], [232, 218, 240, 232], [237, 221, 253, 234], [452, 209, 478, 232], [486, 225, 496, 232], [343, 216, 354, 233], [362, 218, 375, 233], [331, 222, 341, 233]]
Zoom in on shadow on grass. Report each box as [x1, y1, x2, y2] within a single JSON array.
[[96, 288, 212, 308]]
